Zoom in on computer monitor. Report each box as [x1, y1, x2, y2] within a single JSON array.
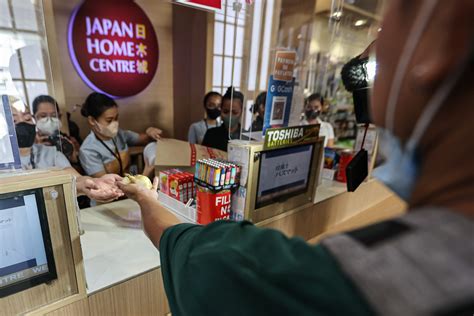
[[0, 189, 57, 298], [255, 144, 314, 209]]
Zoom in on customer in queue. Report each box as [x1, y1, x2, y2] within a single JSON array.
[[202, 87, 245, 152], [251, 91, 266, 131], [79, 92, 163, 177], [10, 96, 123, 203], [32, 95, 82, 171], [119, 0, 474, 314], [301, 93, 335, 147], [188, 91, 222, 144]]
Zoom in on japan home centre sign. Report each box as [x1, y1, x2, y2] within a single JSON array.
[[68, 0, 159, 98]]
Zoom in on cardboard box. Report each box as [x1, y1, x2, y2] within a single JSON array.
[[154, 139, 227, 174]]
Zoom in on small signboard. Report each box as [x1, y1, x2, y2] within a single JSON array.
[[262, 75, 295, 133], [273, 51, 296, 82], [174, 0, 223, 12], [263, 124, 320, 150]]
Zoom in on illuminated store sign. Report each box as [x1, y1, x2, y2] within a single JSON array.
[[68, 0, 159, 98], [175, 0, 222, 12]]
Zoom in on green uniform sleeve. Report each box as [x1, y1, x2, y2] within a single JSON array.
[[159, 221, 374, 316]]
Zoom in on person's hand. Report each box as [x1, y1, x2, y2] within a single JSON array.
[[35, 133, 51, 145], [117, 176, 158, 203], [146, 127, 163, 141], [77, 174, 124, 203]]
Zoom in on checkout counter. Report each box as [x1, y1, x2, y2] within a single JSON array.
[[0, 134, 405, 315]]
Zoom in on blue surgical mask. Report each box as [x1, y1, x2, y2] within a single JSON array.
[[372, 0, 469, 201], [373, 129, 420, 201]]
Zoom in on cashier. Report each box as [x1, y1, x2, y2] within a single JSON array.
[[187, 91, 222, 144], [10, 97, 123, 202], [120, 0, 474, 314], [79, 92, 163, 177], [202, 87, 245, 152], [301, 93, 335, 147]]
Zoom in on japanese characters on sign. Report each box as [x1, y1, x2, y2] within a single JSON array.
[[68, 0, 159, 98]]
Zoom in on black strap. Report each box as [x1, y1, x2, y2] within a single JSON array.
[[30, 149, 36, 169], [97, 137, 124, 176]]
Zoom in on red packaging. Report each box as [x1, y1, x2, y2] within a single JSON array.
[[159, 169, 179, 195], [169, 173, 183, 201], [196, 187, 231, 224], [336, 150, 354, 183]]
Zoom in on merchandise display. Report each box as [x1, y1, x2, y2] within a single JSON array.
[[194, 159, 240, 191], [194, 158, 240, 224], [159, 169, 195, 204]]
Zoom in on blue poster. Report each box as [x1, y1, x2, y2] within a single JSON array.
[[262, 75, 295, 134]]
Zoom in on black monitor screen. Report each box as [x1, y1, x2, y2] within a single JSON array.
[[256, 144, 314, 209], [0, 189, 57, 298]]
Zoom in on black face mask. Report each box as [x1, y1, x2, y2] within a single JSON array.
[[305, 109, 320, 120], [341, 55, 372, 124], [206, 108, 221, 120], [15, 122, 36, 148]]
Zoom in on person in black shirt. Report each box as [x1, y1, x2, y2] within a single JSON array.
[[251, 91, 266, 131], [202, 87, 244, 152]]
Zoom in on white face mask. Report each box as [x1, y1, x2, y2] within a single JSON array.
[[36, 117, 62, 136], [95, 120, 119, 138], [373, 0, 470, 201]]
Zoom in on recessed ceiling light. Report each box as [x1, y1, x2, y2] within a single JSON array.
[[332, 11, 343, 19], [354, 19, 367, 27]]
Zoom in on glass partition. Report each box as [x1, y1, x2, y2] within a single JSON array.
[[0, 0, 63, 174]]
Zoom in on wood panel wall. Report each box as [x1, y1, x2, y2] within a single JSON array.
[[171, 5, 208, 141]]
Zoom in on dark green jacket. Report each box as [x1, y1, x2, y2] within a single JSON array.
[[160, 220, 374, 316]]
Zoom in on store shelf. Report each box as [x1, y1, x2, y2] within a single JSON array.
[[194, 178, 239, 192], [158, 192, 196, 223]]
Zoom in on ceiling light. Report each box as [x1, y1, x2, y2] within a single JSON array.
[[331, 11, 343, 19], [354, 19, 367, 27]]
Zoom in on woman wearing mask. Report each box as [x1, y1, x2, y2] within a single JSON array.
[[202, 87, 244, 152], [32, 95, 81, 169], [188, 91, 222, 144], [10, 97, 123, 202], [79, 92, 163, 177], [251, 92, 266, 131], [301, 93, 335, 147]]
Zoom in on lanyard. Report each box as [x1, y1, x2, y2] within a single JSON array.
[[30, 149, 36, 169], [97, 137, 124, 176]]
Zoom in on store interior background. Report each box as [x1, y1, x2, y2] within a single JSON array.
[[1, 0, 382, 147]]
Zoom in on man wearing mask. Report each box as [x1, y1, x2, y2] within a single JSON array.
[[188, 91, 222, 144], [10, 96, 123, 203], [119, 1, 474, 315], [301, 93, 335, 147], [202, 87, 245, 152]]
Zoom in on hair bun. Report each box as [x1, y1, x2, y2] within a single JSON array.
[[80, 104, 88, 117]]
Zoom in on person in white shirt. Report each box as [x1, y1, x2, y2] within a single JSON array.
[[300, 93, 335, 147]]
